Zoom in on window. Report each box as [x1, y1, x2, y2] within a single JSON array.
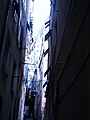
[[10, 62, 16, 97], [2, 34, 11, 74], [18, 26, 24, 48], [45, 29, 51, 41]]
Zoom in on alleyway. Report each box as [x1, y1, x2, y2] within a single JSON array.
[[0, 0, 90, 120]]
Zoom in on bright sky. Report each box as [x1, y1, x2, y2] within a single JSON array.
[[33, 0, 50, 37]]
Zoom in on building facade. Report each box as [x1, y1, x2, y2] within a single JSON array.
[[44, 0, 90, 120], [0, 0, 26, 120]]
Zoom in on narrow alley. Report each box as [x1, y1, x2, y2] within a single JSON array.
[[0, 0, 90, 120]]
